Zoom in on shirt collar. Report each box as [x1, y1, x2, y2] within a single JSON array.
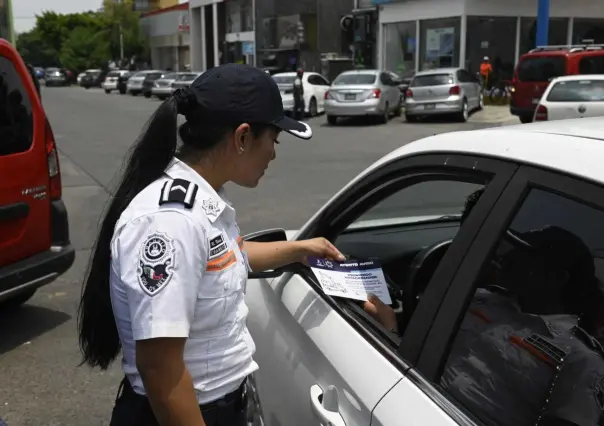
[[164, 158, 235, 223]]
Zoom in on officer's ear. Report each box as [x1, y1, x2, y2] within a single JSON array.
[[233, 123, 252, 152]]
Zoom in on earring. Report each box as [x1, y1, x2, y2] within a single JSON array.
[[239, 147, 245, 153]]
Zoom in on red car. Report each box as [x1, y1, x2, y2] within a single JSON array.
[[0, 38, 75, 307]]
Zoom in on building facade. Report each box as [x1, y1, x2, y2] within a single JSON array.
[[0, 0, 14, 45], [189, 0, 356, 73], [140, 2, 191, 70], [378, 0, 604, 79]]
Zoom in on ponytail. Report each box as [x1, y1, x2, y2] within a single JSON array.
[[78, 97, 179, 370]]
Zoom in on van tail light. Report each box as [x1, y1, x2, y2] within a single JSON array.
[[406, 89, 413, 98], [45, 119, 62, 200], [370, 88, 381, 99], [449, 85, 461, 95], [534, 104, 548, 121], [324, 90, 330, 100]]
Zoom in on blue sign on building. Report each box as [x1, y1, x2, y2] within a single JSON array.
[[242, 41, 255, 56]]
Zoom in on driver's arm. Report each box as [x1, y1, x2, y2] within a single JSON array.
[[363, 294, 399, 333]]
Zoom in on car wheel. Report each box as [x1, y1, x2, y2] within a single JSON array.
[[327, 115, 338, 125], [520, 115, 532, 124], [3, 289, 37, 308], [105, 89, 111, 94], [379, 103, 389, 124], [478, 92, 484, 110], [456, 99, 469, 122], [308, 97, 318, 117], [405, 114, 417, 122]]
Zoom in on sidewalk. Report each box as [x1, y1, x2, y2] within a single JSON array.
[[469, 105, 519, 125]]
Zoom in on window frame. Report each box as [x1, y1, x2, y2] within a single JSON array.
[[418, 164, 604, 383]]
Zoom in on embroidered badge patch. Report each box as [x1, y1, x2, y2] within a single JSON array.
[[208, 233, 228, 260], [137, 232, 175, 296], [202, 198, 221, 217]]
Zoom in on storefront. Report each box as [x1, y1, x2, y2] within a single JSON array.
[[378, 0, 604, 79]]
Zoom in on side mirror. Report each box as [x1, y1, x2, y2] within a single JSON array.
[[244, 228, 301, 279]]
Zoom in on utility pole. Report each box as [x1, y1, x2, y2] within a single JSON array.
[[119, 0, 125, 62]]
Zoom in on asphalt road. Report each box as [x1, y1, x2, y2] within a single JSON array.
[[0, 86, 499, 426]]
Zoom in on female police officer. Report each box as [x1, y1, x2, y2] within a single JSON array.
[[77, 63, 345, 426]]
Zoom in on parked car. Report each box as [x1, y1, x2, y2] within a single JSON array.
[[272, 71, 330, 117], [142, 71, 168, 98], [127, 70, 162, 96], [324, 69, 402, 125], [170, 71, 203, 92], [404, 67, 483, 123], [150, 72, 180, 100], [102, 70, 129, 94], [0, 38, 75, 307], [117, 71, 133, 94], [510, 43, 604, 123], [44, 67, 69, 87], [80, 69, 108, 89], [243, 116, 604, 426]]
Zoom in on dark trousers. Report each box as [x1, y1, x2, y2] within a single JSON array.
[[294, 97, 305, 120], [109, 377, 248, 426]]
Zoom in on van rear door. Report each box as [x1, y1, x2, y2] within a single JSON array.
[[0, 41, 52, 268], [514, 54, 567, 112]]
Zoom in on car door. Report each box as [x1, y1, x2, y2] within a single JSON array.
[[245, 154, 518, 426], [413, 165, 604, 426], [0, 42, 52, 268], [309, 74, 330, 111]]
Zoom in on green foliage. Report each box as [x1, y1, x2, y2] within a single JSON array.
[[15, 2, 148, 72]]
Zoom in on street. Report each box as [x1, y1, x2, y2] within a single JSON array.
[[0, 86, 506, 425]]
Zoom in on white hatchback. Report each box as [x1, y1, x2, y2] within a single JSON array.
[[272, 72, 330, 117], [243, 117, 604, 426], [533, 74, 604, 121]]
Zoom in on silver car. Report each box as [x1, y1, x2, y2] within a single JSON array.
[[151, 72, 182, 100], [324, 69, 402, 125], [171, 72, 203, 92], [127, 70, 162, 96], [405, 68, 483, 122]]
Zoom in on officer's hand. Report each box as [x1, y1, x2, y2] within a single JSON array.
[[297, 237, 345, 264], [363, 293, 398, 332]]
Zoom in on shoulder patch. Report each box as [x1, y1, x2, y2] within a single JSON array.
[[159, 179, 198, 209], [137, 232, 175, 296], [208, 233, 228, 260], [201, 198, 221, 217]]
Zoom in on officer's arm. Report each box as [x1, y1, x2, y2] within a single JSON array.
[[243, 241, 305, 272], [117, 212, 207, 426]]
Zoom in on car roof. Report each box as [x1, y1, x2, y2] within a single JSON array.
[[414, 68, 459, 76], [551, 74, 604, 82], [338, 69, 379, 75], [366, 117, 604, 186]]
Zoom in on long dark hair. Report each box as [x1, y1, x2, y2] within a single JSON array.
[[78, 97, 180, 370]]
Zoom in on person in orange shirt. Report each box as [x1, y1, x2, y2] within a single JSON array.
[[480, 56, 493, 88]]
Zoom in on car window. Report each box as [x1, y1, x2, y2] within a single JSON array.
[[316, 75, 330, 85], [0, 56, 34, 156], [163, 73, 179, 79], [578, 56, 604, 74], [411, 74, 454, 87], [379, 72, 393, 86], [517, 55, 566, 82], [333, 73, 377, 85], [546, 79, 604, 102], [272, 75, 295, 85], [438, 187, 604, 426], [307, 75, 320, 85]]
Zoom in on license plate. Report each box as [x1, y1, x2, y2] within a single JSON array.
[[345, 94, 356, 100], [532, 98, 540, 104], [424, 103, 436, 110]]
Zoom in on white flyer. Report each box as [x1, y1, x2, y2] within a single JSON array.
[[308, 257, 392, 305]]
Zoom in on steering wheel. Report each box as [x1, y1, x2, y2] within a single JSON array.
[[402, 239, 453, 326]]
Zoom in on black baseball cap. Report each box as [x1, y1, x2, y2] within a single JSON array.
[[185, 63, 312, 140]]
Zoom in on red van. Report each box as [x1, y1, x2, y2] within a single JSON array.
[[0, 38, 75, 307], [510, 45, 604, 123]]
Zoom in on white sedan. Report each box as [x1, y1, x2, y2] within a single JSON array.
[[272, 72, 331, 117], [533, 74, 604, 121], [243, 117, 604, 426]]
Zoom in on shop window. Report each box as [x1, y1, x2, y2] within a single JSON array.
[[519, 18, 568, 55], [465, 17, 516, 81], [383, 21, 416, 77], [573, 18, 604, 44], [419, 18, 461, 71]]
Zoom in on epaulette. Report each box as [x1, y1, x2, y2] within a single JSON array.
[[574, 326, 604, 356], [158, 178, 198, 209]]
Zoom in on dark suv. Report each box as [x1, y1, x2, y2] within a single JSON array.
[[0, 39, 75, 307]]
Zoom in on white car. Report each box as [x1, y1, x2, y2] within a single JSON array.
[[243, 117, 604, 426], [533, 74, 604, 122], [102, 70, 129, 93], [126, 70, 162, 96], [272, 72, 330, 117], [77, 68, 100, 85]]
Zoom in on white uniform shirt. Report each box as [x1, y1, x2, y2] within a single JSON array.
[[109, 158, 258, 404]]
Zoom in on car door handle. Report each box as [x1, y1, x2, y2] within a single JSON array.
[[310, 384, 346, 426], [0, 202, 29, 221]]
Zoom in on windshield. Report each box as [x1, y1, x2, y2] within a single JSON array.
[[333, 73, 377, 85], [163, 73, 179, 80], [517, 56, 566, 82], [547, 79, 604, 102], [272, 75, 296, 85], [411, 74, 454, 87]]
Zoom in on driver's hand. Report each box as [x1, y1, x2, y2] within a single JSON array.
[[363, 293, 398, 333]]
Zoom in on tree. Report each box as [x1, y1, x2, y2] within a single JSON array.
[[59, 26, 110, 72], [102, 0, 149, 68]]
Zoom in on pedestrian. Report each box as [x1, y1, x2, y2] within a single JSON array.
[[77, 63, 345, 426], [293, 67, 305, 120]]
